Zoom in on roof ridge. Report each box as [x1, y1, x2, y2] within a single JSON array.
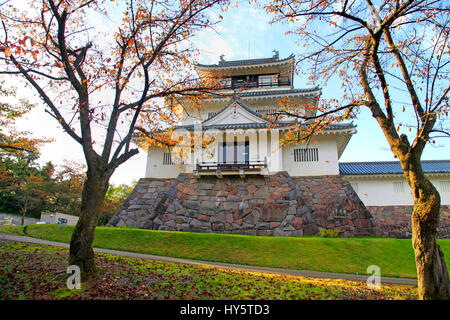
[[196, 54, 295, 68], [340, 160, 450, 164]]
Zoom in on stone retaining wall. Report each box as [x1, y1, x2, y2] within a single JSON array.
[[368, 205, 450, 239], [107, 172, 376, 237]]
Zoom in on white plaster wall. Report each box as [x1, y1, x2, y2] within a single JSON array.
[[181, 101, 225, 126], [346, 175, 450, 206], [282, 135, 340, 176], [145, 147, 183, 179]]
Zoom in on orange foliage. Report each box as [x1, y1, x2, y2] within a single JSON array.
[[0, 0, 230, 175]]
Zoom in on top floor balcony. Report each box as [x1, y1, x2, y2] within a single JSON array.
[[220, 75, 291, 90]]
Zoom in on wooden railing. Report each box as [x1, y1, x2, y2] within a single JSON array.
[[196, 160, 267, 171], [221, 77, 291, 90]]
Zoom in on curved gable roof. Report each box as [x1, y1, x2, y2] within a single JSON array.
[[202, 99, 267, 127]]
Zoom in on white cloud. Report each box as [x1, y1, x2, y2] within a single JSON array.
[[194, 30, 234, 64]]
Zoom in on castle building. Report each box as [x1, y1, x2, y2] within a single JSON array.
[[145, 52, 355, 179], [108, 52, 450, 238]]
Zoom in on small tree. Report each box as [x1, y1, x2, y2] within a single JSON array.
[[1, 78, 52, 218], [12, 171, 50, 225], [99, 182, 135, 225], [266, 0, 449, 299], [0, 151, 53, 223], [49, 160, 86, 217], [0, 0, 228, 278]]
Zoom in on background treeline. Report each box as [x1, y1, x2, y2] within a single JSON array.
[[1, 84, 134, 225], [0, 151, 134, 225]]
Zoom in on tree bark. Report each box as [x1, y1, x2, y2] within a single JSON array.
[[68, 169, 109, 280], [404, 158, 450, 299]]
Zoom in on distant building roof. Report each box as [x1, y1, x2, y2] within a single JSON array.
[[339, 160, 450, 175]]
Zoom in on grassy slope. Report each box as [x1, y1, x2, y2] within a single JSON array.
[[1, 224, 449, 279]]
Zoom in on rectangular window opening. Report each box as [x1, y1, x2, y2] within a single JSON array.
[[393, 181, 404, 193], [163, 152, 174, 165], [293, 148, 319, 162]]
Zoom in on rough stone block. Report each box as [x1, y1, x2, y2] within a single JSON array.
[[247, 184, 256, 194], [293, 217, 303, 229], [270, 222, 281, 228], [260, 204, 288, 222], [197, 214, 210, 222], [257, 230, 273, 236], [175, 217, 186, 224], [201, 200, 217, 210], [212, 223, 224, 231]]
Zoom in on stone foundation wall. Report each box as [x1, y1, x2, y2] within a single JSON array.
[[368, 205, 450, 239], [107, 178, 175, 229], [107, 172, 376, 237]]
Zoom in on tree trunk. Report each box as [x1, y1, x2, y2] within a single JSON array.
[[407, 162, 449, 299], [69, 170, 109, 280]]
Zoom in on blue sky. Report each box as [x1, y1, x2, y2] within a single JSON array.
[[12, 1, 450, 185], [198, 2, 450, 162]]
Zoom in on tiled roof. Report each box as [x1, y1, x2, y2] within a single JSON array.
[[339, 160, 450, 175], [176, 121, 356, 131], [196, 54, 294, 68], [206, 87, 321, 102], [179, 122, 270, 130], [175, 98, 355, 131], [238, 87, 321, 98]]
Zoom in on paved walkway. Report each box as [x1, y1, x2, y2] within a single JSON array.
[[0, 232, 417, 286]]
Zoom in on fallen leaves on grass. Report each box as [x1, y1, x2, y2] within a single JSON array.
[[0, 241, 418, 300]]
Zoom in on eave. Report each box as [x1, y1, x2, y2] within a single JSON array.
[[209, 87, 322, 102], [195, 55, 295, 71], [343, 172, 450, 179]]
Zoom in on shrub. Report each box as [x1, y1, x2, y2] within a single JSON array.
[[319, 228, 340, 238]]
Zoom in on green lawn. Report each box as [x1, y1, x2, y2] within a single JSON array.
[[1, 224, 449, 279]]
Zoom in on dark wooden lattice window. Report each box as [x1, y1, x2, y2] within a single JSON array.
[[163, 152, 174, 165]]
